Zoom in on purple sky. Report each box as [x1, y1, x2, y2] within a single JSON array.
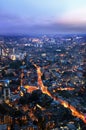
[[0, 0, 86, 34]]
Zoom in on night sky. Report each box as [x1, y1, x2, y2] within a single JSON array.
[[0, 0, 86, 34]]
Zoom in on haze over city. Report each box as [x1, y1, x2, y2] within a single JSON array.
[[0, 0, 86, 34]]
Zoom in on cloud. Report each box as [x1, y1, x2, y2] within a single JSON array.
[[31, 22, 86, 34], [0, 12, 86, 35]]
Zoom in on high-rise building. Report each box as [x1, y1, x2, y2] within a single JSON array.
[[2, 81, 10, 101]]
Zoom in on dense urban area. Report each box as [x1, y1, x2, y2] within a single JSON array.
[[0, 34, 86, 130]]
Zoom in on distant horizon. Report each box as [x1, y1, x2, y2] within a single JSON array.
[[0, 33, 86, 37]]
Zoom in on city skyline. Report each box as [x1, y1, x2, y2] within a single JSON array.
[[0, 0, 86, 34]]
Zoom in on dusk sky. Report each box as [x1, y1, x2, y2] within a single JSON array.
[[0, 0, 86, 34]]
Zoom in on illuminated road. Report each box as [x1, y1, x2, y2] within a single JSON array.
[[33, 63, 86, 124]]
